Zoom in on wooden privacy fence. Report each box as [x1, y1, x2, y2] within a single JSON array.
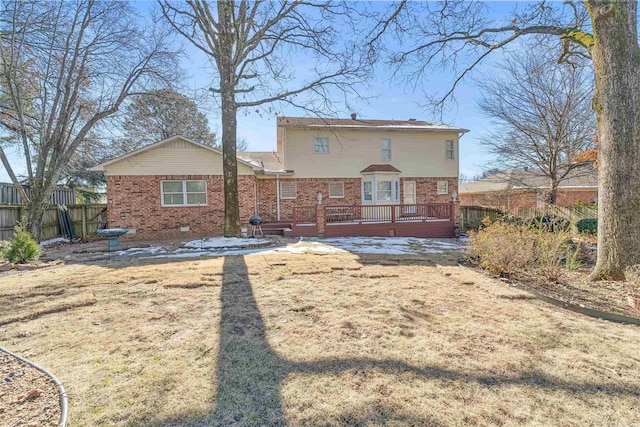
[[0, 183, 76, 205], [460, 205, 598, 231], [0, 204, 107, 241]]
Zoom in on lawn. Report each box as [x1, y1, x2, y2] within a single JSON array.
[[1, 242, 640, 426]]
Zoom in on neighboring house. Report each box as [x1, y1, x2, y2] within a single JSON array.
[[459, 166, 598, 209], [90, 115, 468, 238]]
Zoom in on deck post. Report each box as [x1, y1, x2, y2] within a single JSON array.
[[316, 204, 325, 237]]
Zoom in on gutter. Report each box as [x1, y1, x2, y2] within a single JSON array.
[[0, 347, 68, 427]]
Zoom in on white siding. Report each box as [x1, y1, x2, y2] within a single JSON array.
[[103, 142, 255, 176], [283, 128, 459, 178]]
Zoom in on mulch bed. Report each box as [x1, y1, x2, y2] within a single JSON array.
[[0, 351, 60, 427]]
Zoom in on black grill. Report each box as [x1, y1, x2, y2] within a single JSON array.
[[249, 216, 263, 226]]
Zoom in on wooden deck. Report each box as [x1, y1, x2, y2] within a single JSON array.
[[287, 204, 456, 238]]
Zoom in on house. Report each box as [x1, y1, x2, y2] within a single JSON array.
[[459, 166, 598, 209], [90, 115, 468, 238]]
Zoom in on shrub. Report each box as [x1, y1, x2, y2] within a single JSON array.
[[0, 240, 9, 258], [576, 218, 597, 234], [466, 221, 535, 276], [5, 224, 41, 264], [528, 215, 571, 233], [533, 231, 573, 281]]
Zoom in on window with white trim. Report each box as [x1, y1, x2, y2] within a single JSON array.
[[280, 181, 297, 199], [377, 180, 400, 202], [161, 180, 207, 206], [314, 137, 329, 153], [445, 140, 455, 160], [381, 138, 392, 160], [436, 180, 449, 195], [328, 182, 344, 198], [363, 181, 372, 201]]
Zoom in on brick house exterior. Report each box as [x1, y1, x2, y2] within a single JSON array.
[[92, 117, 468, 238]]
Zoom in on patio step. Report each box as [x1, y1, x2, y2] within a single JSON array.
[[259, 222, 292, 236]]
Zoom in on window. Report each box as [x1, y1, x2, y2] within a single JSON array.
[[445, 140, 455, 160], [376, 180, 400, 202], [436, 180, 449, 195], [363, 181, 372, 201], [280, 181, 297, 199], [329, 182, 344, 198], [161, 180, 207, 206], [381, 139, 392, 160], [314, 137, 329, 153]]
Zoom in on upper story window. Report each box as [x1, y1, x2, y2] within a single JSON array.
[[280, 181, 297, 199], [329, 182, 344, 198], [314, 137, 329, 153], [381, 138, 392, 160], [445, 140, 455, 160], [161, 180, 207, 206]]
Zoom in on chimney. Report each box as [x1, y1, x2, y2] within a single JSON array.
[[350, 113, 357, 120]]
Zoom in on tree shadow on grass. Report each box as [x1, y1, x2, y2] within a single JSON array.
[[135, 255, 640, 426]]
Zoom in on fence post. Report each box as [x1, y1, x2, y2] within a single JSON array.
[[391, 205, 396, 224], [316, 204, 325, 237], [81, 205, 88, 239]]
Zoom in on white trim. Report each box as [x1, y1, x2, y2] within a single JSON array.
[[328, 181, 345, 198], [89, 135, 259, 172], [381, 138, 392, 161], [436, 180, 449, 195], [313, 137, 329, 154], [160, 180, 208, 207], [279, 181, 297, 199]]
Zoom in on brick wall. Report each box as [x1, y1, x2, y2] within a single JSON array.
[[257, 176, 457, 222], [106, 175, 256, 238]]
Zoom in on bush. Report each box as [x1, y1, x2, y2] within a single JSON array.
[[0, 241, 9, 258], [534, 231, 573, 282], [467, 221, 536, 276], [576, 218, 597, 234], [528, 215, 571, 233], [467, 220, 579, 281], [5, 224, 41, 264]]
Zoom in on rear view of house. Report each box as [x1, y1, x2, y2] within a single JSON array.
[[91, 116, 468, 238]]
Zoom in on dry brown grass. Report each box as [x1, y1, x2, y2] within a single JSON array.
[[1, 249, 640, 426]]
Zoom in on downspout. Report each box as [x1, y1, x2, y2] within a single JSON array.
[[254, 176, 258, 217], [276, 174, 281, 221]]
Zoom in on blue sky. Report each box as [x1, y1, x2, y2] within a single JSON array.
[[1, 1, 530, 182]]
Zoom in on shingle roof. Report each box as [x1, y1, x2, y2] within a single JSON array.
[[360, 164, 402, 173], [459, 165, 598, 194], [237, 151, 287, 173], [276, 116, 468, 133]]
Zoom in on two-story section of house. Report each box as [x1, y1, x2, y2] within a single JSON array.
[[91, 115, 468, 238], [248, 116, 468, 227]]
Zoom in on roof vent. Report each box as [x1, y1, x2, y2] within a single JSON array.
[[408, 118, 416, 121], [351, 113, 357, 120]]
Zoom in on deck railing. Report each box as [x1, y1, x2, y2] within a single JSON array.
[[292, 205, 317, 225], [325, 203, 452, 225]]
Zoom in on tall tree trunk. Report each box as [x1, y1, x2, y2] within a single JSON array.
[[587, 1, 640, 279], [218, 1, 241, 238], [221, 87, 241, 237]]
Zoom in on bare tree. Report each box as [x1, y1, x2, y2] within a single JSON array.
[[121, 88, 217, 152], [160, 0, 370, 237], [0, 0, 179, 240], [371, 0, 640, 280], [478, 47, 596, 205]]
